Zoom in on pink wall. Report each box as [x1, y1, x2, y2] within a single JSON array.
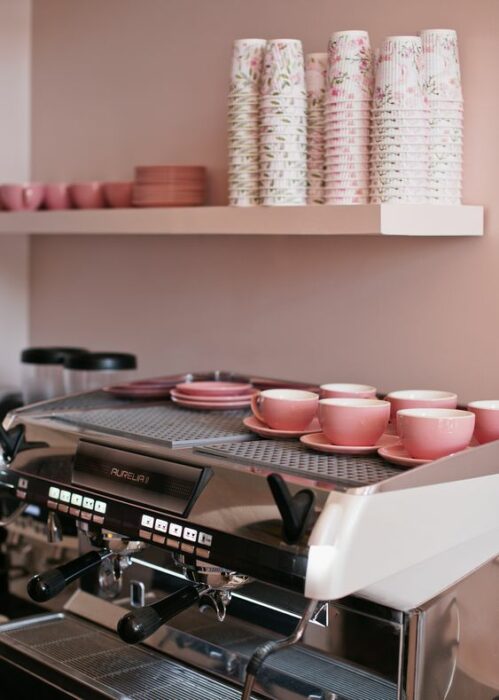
[[30, 0, 499, 402]]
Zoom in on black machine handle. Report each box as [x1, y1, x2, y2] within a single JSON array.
[[117, 584, 202, 644], [27, 549, 111, 602], [267, 473, 315, 544]]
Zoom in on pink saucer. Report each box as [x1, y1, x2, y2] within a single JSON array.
[[243, 415, 321, 438], [175, 381, 253, 397], [300, 432, 399, 455], [104, 385, 171, 399], [171, 387, 257, 403], [377, 442, 430, 467], [171, 396, 251, 410]]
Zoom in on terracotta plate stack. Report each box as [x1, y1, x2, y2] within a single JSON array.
[[171, 381, 256, 410], [132, 165, 207, 207]]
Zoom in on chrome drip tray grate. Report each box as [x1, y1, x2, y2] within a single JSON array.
[[50, 403, 252, 448], [197, 440, 402, 486], [20, 390, 136, 413], [0, 614, 254, 700]]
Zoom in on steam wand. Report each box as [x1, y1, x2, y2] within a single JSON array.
[[241, 598, 319, 700]]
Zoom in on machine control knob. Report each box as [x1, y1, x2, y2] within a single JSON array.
[[267, 473, 315, 544]]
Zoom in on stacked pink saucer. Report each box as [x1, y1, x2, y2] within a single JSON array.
[[305, 53, 327, 204], [370, 36, 430, 204], [228, 39, 267, 207], [324, 31, 374, 205], [420, 29, 463, 204], [171, 381, 256, 410], [259, 39, 307, 206], [132, 165, 207, 207]]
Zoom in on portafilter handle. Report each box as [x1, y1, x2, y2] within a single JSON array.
[[117, 583, 203, 645], [27, 548, 112, 602]]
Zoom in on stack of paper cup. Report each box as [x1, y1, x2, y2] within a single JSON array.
[[259, 40, 307, 206], [370, 36, 430, 204], [420, 29, 463, 204], [324, 31, 373, 205], [228, 39, 266, 206], [306, 53, 327, 204]]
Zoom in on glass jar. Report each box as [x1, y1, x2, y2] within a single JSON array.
[[63, 352, 137, 394], [21, 347, 88, 404]]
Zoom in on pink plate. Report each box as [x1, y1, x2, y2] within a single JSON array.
[[300, 432, 399, 455], [377, 442, 430, 467], [243, 415, 321, 438], [104, 385, 171, 399], [171, 396, 251, 410], [171, 388, 257, 403], [175, 381, 253, 396]]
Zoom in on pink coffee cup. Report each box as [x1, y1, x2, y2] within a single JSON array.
[[45, 183, 71, 210], [386, 389, 458, 429], [320, 383, 377, 399], [397, 408, 475, 460], [319, 398, 390, 446], [103, 181, 133, 208], [251, 388, 319, 431], [69, 182, 105, 209], [467, 400, 499, 444], [0, 183, 45, 211]]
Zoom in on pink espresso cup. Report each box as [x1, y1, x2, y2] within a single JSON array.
[[45, 183, 71, 210], [320, 383, 376, 399], [386, 389, 458, 430], [0, 183, 45, 211], [319, 398, 390, 446], [69, 182, 105, 209], [467, 401, 499, 444], [251, 389, 319, 431], [397, 408, 475, 460], [103, 181, 133, 208]]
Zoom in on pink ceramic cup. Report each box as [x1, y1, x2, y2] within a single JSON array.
[[467, 401, 499, 444], [103, 181, 133, 208], [320, 383, 377, 399], [386, 389, 458, 429], [397, 408, 475, 460], [45, 183, 71, 210], [0, 183, 45, 211], [251, 388, 319, 431], [69, 182, 105, 209], [319, 398, 390, 446]]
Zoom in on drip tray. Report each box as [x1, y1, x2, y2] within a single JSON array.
[[197, 439, 402, 487], [0, 613, 256, 700]]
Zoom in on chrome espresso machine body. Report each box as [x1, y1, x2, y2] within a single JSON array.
[[0, 372, 498, 700]]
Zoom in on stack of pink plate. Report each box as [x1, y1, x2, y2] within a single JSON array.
[[132, 165, 207, 207], [171, 381, 256, 410], [104, 378, 175, 399], [324, 31, 374, 205]]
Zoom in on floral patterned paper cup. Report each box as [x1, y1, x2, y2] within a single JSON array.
[[327, 30, 374, 101], [229, 39, 267, 95], [420, 29, 462, 102], [374, 36, 426, 110], [261, 39, 306, 96]]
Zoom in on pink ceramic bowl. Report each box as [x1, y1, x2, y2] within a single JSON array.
[[0, 183, 45, 211], [387, 389, 458, 428], [45, 183, 71, 210], [69, 182, 105, 209], [397, 408, 475, 460], [103, 181, 133, 208], [319, 398, 390, 446], [467, 400, 499, 444], [251, 388, 319, 431], [320, 383, 377, 399]]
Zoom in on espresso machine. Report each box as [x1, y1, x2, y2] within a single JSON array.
[[0, 371, 497, 700]]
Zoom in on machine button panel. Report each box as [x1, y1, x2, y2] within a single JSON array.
[[60, 490, 71, 503], [198, 532, 213, 547], [180, 543, 195, 554], [47, 500, 58, 510], [166, 538, 179, 549], [48, 486, 60, 500], [141, 514, 154, 529], [18, 478, 29, 490], [16, 490, 26, 500], [93, 515, 104, 525], [58, 504, 69, 513], [82, 497, 94, 510], [155, 519, 168, 533], [69, 507, 81, 518], [139, 529, 152, 541], [195, 547, 210, 559], [168, 523, 182, 537], [71, 493, 83, 507], [183, 528, 197, 543], [94, 501, 107, 514], [81, 511, 92, 521], [152, 534, 165, 545]]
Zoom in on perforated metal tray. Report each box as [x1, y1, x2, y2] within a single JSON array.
[[197, 439, 402, 487]]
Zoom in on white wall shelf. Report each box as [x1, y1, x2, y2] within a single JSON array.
[[0, 204, 484, 237]]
